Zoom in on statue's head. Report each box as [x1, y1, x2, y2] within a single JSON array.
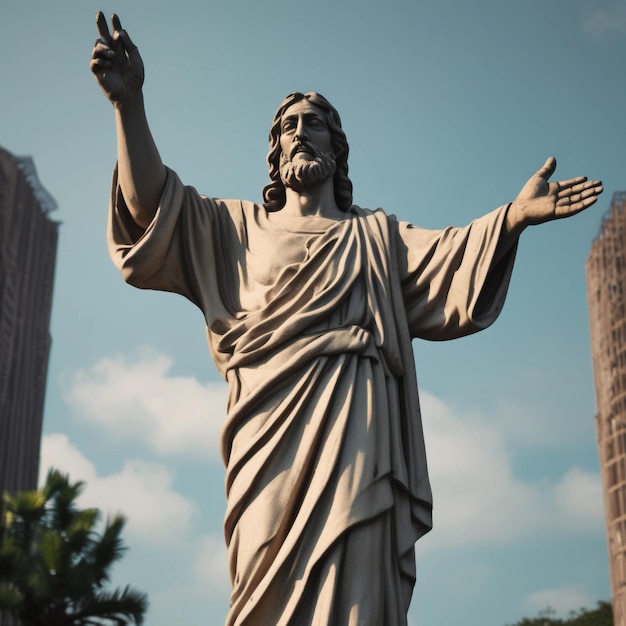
[[263, 92, 353, 212]]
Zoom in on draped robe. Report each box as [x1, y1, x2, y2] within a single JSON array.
[[108, 168, 516, 626]]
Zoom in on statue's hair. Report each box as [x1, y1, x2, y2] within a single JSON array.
[[262, 92, 353, 212]]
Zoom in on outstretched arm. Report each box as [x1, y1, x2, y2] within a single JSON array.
[[90, 12, 166, 229]]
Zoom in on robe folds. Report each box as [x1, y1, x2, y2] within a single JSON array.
[[108, 167, 517, 626]]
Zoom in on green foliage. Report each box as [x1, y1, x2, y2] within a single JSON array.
[[0, 469, 147, 626], [506, 601, 613, 626]]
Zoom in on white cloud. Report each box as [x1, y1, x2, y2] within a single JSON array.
[[192, 534, 231, 596], [84, 460, 196, 545], [145, 532, 231, 625], [488, 396, 584, 449], [526, 583, 595, 616], [554, 466, 604, 531], [418, 392, 603, 551], [39, 432, 97, 484], [39, 433, 195, 546], [583, 3, 626, 39], [64, 347, 228, 460]]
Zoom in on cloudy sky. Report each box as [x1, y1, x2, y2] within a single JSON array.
[[3, 1, 624, 624]]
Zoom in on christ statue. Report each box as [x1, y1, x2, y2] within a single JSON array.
[[91, 13, 603, 626]]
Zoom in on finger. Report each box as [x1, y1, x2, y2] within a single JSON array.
[[554, 176, 587, 193], [110, 16, 127, 57], [535, 156, 557, 181], [111, 13, 123, 32], [90, 57, 113, 73], [110, 14, 136, 52], [555, 195, 599, 217], [111, 14, 130, 54], [96, 11, 112, 43], [557, 179, 603, 198], [92, 41, 115, 59]]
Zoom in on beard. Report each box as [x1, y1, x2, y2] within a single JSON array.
[[279, 147, 337, 192]]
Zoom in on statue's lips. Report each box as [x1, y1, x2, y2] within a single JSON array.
[[290, 144, 315, 159]]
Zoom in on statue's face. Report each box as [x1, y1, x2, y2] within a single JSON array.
[[279, 100, 332, 165]]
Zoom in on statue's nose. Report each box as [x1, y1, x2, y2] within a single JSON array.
[[294, 119, 308, 141]]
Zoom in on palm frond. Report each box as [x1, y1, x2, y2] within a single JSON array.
[[71, 585, 148, 625], [89, 515, 128, 578]]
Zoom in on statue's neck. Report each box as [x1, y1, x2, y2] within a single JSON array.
[[281, 180, 343, 219]]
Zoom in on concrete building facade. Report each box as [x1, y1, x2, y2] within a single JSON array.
[[0, 147, 58, 496], [587, 191, 626, 625]]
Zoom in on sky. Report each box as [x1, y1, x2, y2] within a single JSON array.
[[2, 0, 624, 624]]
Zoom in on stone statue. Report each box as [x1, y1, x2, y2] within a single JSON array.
[[91, 13, 603, 626]]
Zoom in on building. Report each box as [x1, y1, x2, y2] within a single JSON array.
[[0, 147, 58, 496], [587, 191, 626, 625]]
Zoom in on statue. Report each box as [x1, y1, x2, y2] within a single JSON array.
[[90, 13, 603, 626]]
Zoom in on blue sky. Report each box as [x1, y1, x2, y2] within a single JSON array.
[[2, 1, 624, 624]]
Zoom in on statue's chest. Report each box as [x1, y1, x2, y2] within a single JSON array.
[[245, 228, 315, 287]]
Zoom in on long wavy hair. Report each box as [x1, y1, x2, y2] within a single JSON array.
[[262, 92, 353, 212]]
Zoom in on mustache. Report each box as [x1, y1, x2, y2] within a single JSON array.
[[289, 141, 323, 160]]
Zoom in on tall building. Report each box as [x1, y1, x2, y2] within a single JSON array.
[[587, 191, 626, 626], [0, 147, 58, 496]]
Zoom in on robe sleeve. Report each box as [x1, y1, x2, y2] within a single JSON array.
[[107, 165, 239, 330], [396, 205, 517, 340]]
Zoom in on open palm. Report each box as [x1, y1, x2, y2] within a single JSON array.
[[512, 157, 603, 227]]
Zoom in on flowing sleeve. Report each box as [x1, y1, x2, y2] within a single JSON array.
[[396, 205, 517, 340], [107, 165, 240, 330]]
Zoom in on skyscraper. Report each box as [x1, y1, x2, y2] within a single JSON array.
[[587, 191, 626, 625], [0, 147, 58, 496]]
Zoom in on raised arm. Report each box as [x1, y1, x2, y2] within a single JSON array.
[[90, 12, 166, 229]]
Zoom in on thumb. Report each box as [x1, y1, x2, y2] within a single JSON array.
[[535, 156, 557, 181]]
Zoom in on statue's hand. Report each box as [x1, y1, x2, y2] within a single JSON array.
[[90, 12, 144, 106], [510, 157, 603, 228]]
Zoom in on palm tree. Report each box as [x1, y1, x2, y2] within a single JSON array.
[[0, 469, 147, 625]]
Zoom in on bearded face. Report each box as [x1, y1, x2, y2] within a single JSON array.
[[277, 99, 337, 193], [263, 93, 353, 212], [279, 146, 337, 192]]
